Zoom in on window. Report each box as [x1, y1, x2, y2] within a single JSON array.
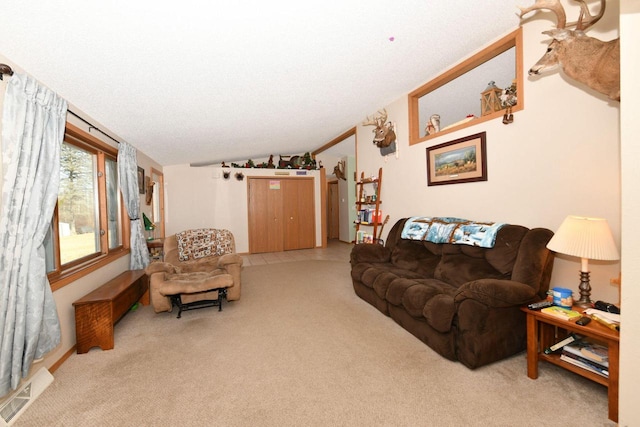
[[46, 123, 129, 289], [408, 28, 523, 145]]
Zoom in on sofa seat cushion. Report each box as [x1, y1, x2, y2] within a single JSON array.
[[423, 294, 457, 333], [351, 262, 391, 285], [396, 279, 457, 333]]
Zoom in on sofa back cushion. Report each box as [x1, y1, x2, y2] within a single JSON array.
[[387, 219, 533, 288], [390, 240, 441, 277]]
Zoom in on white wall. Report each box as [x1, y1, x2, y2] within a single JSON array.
[[356, 12, 621, 306], [619, 1, 640, 424], [163, 165, 323, 252]]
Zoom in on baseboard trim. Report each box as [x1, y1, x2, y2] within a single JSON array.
[[49, 346, 76, 373]]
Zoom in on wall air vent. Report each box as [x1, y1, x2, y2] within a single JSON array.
[[0, 368, 53, 426]]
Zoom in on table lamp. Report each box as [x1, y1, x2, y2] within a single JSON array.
[[142, 212, 156, 240], [546, 215, 620, 308]]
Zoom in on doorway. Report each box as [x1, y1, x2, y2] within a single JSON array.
[[327, 180, 339, 239], [312, 127, 357, 244], [150, 168, 165, 239]]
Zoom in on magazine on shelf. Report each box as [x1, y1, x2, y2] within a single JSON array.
[[560, 353, 609, 377], [563, 340, 609, 367], [561, 348, 608, 373]]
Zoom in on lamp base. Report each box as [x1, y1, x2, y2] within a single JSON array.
[[575, 271, 593, 308]]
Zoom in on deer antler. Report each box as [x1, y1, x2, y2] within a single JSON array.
[[362, 109, 388, 127], [572, 0, 606, 31], [519, 0, 567, 29], [519, 0, 606, 31]]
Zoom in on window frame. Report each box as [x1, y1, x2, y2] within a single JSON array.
[[408, 27, 523, 145], [48, 123, 130, 291]]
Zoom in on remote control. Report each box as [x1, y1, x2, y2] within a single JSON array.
[[544, 333, 578, 354], [576, 316, 591, 326], [527, 300, 553, 310]]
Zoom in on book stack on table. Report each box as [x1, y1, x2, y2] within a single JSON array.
[[541, 305, 581, 320], [560, 339, 609, 378]]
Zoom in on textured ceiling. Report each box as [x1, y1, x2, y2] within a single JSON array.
[[1, 1, 525, 166]]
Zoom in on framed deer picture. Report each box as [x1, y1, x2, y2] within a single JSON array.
[[426, 132, 487, 186]]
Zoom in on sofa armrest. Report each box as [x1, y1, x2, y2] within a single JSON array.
[[218, 252, 244, 268], [454, 279, 538, 308], [145, 262, 178, 276], [350, 243, 391, 264]]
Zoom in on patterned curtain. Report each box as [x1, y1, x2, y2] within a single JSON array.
[[0, 73, 66, 397], [117, 141, 150, 270]]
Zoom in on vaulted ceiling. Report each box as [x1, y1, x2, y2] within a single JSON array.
[[1, 1, 525, 166]]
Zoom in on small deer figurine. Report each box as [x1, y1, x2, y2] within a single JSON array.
[[519, 0, 619, 102]]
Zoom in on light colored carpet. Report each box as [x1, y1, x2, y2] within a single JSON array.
[[16, 260, 614, 426]]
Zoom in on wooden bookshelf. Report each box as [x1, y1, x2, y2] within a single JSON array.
[[354, 168, 382, 244]]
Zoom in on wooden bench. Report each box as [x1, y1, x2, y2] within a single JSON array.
[[73, 270, 149, 354]]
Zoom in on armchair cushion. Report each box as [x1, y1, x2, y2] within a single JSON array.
[[176, 228, 235, 261]]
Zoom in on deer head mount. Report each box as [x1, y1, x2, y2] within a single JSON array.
[[362, 109, 396, 148], [333, 160, 346, 181], [519, 0, 619, 101]]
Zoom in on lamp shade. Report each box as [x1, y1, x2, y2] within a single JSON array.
[[546, 216, 620, 261]]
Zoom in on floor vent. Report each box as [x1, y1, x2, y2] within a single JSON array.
[[0, 368, 53, 426]]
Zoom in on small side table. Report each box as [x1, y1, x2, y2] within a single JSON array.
[[521, 305, 619, 422], [146, 238, 164, 262]]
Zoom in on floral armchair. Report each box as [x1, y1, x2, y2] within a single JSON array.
[[145, 229, 243, 316]]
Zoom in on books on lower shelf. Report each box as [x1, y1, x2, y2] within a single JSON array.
[[560, 339, 609, 378], [356, 230, 376, 244], [356, 208, 382, 225], [541, 305, 581, 320], [563, 339, 609, 366]]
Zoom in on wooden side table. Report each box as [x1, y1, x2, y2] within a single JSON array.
[[521, 305, 619, 422], [146, 238, 164, 261]]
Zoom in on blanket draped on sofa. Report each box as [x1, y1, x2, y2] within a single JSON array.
[[400, 216, 506, 248]]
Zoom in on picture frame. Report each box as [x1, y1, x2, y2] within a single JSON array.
[[138, 166, 145, 194], [426, 131, 487, 186]]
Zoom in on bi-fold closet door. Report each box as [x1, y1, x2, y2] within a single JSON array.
[[248, 177, 315, 254]]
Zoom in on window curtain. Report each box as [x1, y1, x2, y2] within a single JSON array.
[[117, 142, 149, 270], [0, 73, 67, 397]]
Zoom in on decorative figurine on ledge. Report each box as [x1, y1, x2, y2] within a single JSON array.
[[425, 114, 441, 136]]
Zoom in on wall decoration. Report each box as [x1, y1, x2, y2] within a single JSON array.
[[333, 160, 346, 180], [362, 109, 396, 149], [500, 81, 517, 124], [145, 176, 154, 205], [426, 132, 487, 186], [228, 152, 317, 169], [480, 81, 504, 116], [424, 114, 441, 136], [519, 0, 619, 102], [137, 166, 145, 194]]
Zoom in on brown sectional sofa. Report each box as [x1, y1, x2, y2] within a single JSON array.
[[350, 218, 555, 369]]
